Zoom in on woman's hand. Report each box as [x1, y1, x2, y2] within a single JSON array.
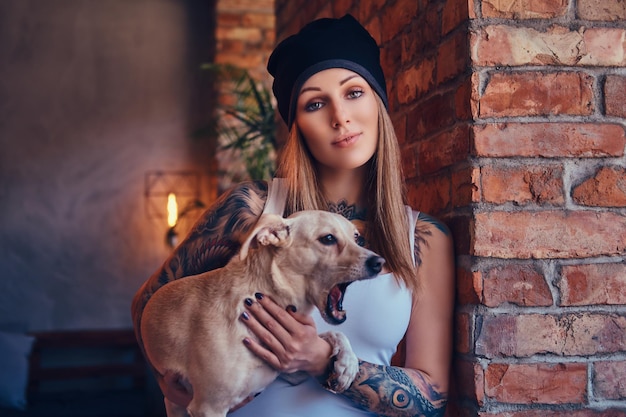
[[241, 293, 332, 377]]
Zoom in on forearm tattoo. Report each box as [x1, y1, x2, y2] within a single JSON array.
[[343, 361, 447, 417]]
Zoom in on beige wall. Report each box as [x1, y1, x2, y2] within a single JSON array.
[[0, 0, 217, 331]]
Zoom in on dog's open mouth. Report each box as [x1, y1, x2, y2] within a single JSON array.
[[326, 282, 351, 324]]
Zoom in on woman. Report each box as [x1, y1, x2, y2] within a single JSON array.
[[132, 14, 454, 417]]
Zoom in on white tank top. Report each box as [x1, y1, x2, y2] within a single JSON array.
[[229, 179, 417, 417]]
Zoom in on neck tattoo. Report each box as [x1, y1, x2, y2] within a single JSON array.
[[328, 200, 367, 221]]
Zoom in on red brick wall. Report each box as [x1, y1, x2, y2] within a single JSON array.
[[465, 1, 626, 415], [214, 0, 275, 189], [271, 0, 626, 415], [215, 0, 275, 81]]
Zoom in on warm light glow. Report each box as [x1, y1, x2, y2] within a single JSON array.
[[167, 193, 178, 227]]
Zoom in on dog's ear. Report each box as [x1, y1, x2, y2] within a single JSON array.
[[239, 214, 292, 260]]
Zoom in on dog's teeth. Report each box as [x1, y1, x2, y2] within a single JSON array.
[[326, 283, 350, 324]]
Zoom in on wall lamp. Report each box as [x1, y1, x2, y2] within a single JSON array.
[[165, 192, 205, 248], [144, 170, 206, 249]]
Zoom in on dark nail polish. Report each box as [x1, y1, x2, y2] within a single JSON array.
[[255, 292, 264, 300], [243, 338, 251, 345], [287, 305, 297, 313], [241, 311, 250, 320], [244, 298, 253, 306]]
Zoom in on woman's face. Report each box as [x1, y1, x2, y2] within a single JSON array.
[[294, 68, 379, 172]]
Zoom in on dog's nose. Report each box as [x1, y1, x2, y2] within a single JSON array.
[[366, 255, 384, 275]]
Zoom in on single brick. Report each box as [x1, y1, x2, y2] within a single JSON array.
[[216, 26, 263, 43], [483, 264, 553, 307], [473, 123, 626, 158], [479, 409, 626, 416], [478, 72, 594, 118], [476, 313, 626, 357], [472, 26, 626, 67], [482, 0, 568, 18], [579, 28, 626, 66], [572, 166, 626, 207], [481, 165, 564, 205], [559, 263, 626, 306], [578, 0, 626, 21], [593, 361, 626, 400], [485, 363, 587, 404], [605, 75, 626, 118], [473, 211, 626, 259]]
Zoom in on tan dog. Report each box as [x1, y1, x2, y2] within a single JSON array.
[[140, 210, 385, 417]]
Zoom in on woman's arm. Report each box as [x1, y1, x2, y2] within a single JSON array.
[[130, 180, 270, 408], [131, 180, 269, 324], [332, 213, 455, 416]]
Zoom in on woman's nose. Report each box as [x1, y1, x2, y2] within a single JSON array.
[[330, 103, 349, 128]]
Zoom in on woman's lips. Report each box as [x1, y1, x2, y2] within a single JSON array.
[[332, 132, 360, 148]]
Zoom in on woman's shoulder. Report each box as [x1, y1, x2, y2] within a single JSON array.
[[212, 180, 270, 218], [186, 180, 270, 242], [413, 211, 451, 237], [410, 210, 453, 267], [220, 179, 270, 205]]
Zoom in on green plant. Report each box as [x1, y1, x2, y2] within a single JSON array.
[[203, 63, 277, 182]]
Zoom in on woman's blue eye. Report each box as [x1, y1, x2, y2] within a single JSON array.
[[305, 101, 323, 112], [348, 89, 364, 99]]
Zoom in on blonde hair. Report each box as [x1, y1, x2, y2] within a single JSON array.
[[275, 94, 417, 291]]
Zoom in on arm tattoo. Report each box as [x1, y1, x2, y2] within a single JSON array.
[[413, 212, 450, 267], [343, 361, 447, 417], [417, 212, 450, 236], [169, 180, 268, 278], [131, 180, 268, 346]]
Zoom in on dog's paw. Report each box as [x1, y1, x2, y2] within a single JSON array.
[[319, 331, 358, 393]]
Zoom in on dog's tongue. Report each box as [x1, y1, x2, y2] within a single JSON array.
[[327, 283, 349, 324]]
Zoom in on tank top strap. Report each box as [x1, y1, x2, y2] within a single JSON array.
[[405, 206, 420, 267], [262, 178, 288, 216]]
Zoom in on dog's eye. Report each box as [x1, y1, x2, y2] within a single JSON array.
[[318, 234, 337, 245], [354, 232, 366, 247]]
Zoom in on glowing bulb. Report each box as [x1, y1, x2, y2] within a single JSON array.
[[167, 193, 178, 227]]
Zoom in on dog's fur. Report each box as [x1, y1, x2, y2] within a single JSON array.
[[141, 210, 385, 417]]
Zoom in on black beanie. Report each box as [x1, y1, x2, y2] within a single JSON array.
[[267, 14, 388, 127]]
